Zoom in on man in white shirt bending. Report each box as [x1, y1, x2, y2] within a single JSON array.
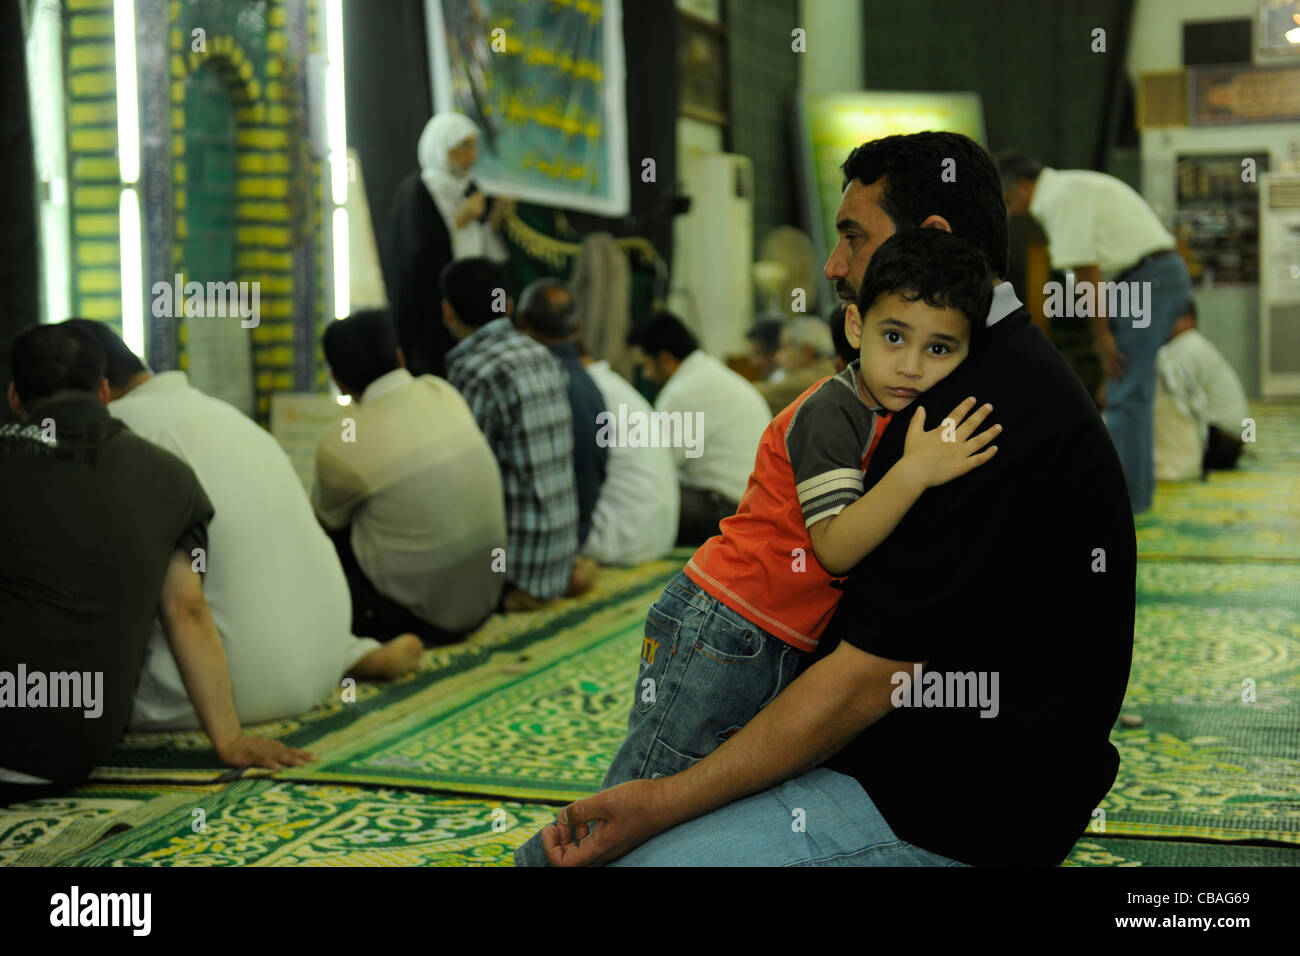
[[66, 321, 421, 732], [999, 152, 1192, 515], [628, 311, 772, 545]]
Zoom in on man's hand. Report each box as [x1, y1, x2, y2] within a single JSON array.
[[1094, 331, 1126, 381], [541, 778, 670, 867], [215, 733, 315, 772], [899, 397, 1000, 489]]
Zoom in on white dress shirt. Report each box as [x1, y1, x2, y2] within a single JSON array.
[[581, 361, 679, 564], [110, 371, 381, 730], [1158, 329, 1249, 435], [1030, 167, 1175, 276], [313, 369, 507, 631], [653, 349, 773, 503]]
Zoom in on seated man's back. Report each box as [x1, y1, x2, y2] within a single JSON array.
[[111, 371, 381, 728], [446, 317, 579, 602], [822, 306, 1135, 866], [582, 359, 679, 564], [0, 397, 213, 778], [314, 369, 507, 633], [655, 349, 772, 503]]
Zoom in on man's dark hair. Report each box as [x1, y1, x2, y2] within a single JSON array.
[[994, 151, 1044, 189], [747, 317, 784, 355], [841, 131, 1009, 279], [62, 318, 149, 390], [9, 321, 107, 406], [1181, 299, 1198, 322], [439, 257, 511, 328], [627, 311, 699, 361], [855, 229, 994, 349], [518, 278, 576, 339], [322, 310, 401, 395], [827, 304, 856, 366]]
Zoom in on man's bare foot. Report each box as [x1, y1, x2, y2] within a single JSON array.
[[349, 633, 423, 680], [566, 556, 598, 597], [503, 587, 549, 612]]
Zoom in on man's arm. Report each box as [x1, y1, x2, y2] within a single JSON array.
[[1076, 263, 1126, 381], [543, 639, 911, 866], [156, 550, 314, 770]]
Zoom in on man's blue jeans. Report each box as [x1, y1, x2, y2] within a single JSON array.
[[513, 571, 802, 866], [610, 768, 968, 866], [1105, 252, 1192, 514]]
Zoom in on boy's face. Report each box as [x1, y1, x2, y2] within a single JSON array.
[[845, 292, 970, 413]]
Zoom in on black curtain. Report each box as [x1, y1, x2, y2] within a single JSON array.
[[0, 0, 39, 425], [343, 0, 677, 296]]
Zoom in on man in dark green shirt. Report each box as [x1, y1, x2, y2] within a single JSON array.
[[0, 322, 312, 803]]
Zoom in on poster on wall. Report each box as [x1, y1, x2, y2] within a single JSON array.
[[796, 91, 986, 268], [423, 0, 629, 216]]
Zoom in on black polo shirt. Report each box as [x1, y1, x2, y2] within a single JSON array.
[[819, 309, 1136, 866], [0, 397, 214, 782]]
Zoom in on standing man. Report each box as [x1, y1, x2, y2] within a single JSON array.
[[535, 132, 1134, 868], [998, 152, 1192, 514]]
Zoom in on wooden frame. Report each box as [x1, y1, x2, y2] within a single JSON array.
[[678, 11, 728, 126]]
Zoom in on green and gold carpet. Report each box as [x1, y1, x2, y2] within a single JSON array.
[[279, 591, 647, 800], [51, 780, 554, 867], [87, 549, 691, 784]]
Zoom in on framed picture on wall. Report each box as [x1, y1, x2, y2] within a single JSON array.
[[679, 11, 727, 125]]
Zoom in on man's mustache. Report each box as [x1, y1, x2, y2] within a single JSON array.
[[835, 279, 855, 300]]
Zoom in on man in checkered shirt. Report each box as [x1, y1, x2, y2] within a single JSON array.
[[441, 257, 598, 610]]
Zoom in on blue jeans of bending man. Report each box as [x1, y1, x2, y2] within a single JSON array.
[[1104, 251, 1192, 515], [513, 570, 802, 866]]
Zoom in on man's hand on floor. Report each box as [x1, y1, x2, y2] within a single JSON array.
[[215, 733, 315, 772], [541, 778, 671, 866]]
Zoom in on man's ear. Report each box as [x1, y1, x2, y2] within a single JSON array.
[[97, 378, 111, 406], [7, 381, 24, 419], [441, 300, 456, 327], [845, 304, 864, 350], [395, 347, 407, 370], [918, 214, 954, 234]]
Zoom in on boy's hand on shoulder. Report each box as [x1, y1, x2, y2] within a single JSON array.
[[899, 397, 1001, 489]]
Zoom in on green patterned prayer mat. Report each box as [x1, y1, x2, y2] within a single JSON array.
[[1098, 560, 1300, 845], [281, 592, 650, 800], [0, 783, 225, 866], [1138, 402, 1300, 562], [88, 549, 692, 784], [1065, 837, 1299, 867], [53, 780, 556, 867]]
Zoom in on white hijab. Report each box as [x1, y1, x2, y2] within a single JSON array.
[[417, 112, 507, 262]]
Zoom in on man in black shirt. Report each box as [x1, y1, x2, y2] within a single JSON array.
[[535, 132, 1135, 867], [0, 323, 312, 804]]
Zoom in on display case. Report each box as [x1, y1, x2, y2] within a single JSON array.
[[1173, 152, 1268, 284]]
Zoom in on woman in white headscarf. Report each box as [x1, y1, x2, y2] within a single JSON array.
[[385, 112, 513, 377], [418, 112, 513, 262]]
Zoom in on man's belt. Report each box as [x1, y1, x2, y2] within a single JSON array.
[[1118, 247, 1179, 279]]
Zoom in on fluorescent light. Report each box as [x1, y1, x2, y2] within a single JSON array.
[[119, 188, 144, 354], [113, 0, 140, 184], [325, 0, 347, 205], [1287, 26, 1300, 43], [332, 206, 350, 319]]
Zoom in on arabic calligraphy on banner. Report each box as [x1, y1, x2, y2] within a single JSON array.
[[1190, 65, 1300, 125], [424, 0, 629, 216]]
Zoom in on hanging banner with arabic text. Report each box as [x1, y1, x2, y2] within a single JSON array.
[[424, 0, 629, 216]]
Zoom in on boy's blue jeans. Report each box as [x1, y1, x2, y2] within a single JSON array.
[[513, 570, 803, 866]]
